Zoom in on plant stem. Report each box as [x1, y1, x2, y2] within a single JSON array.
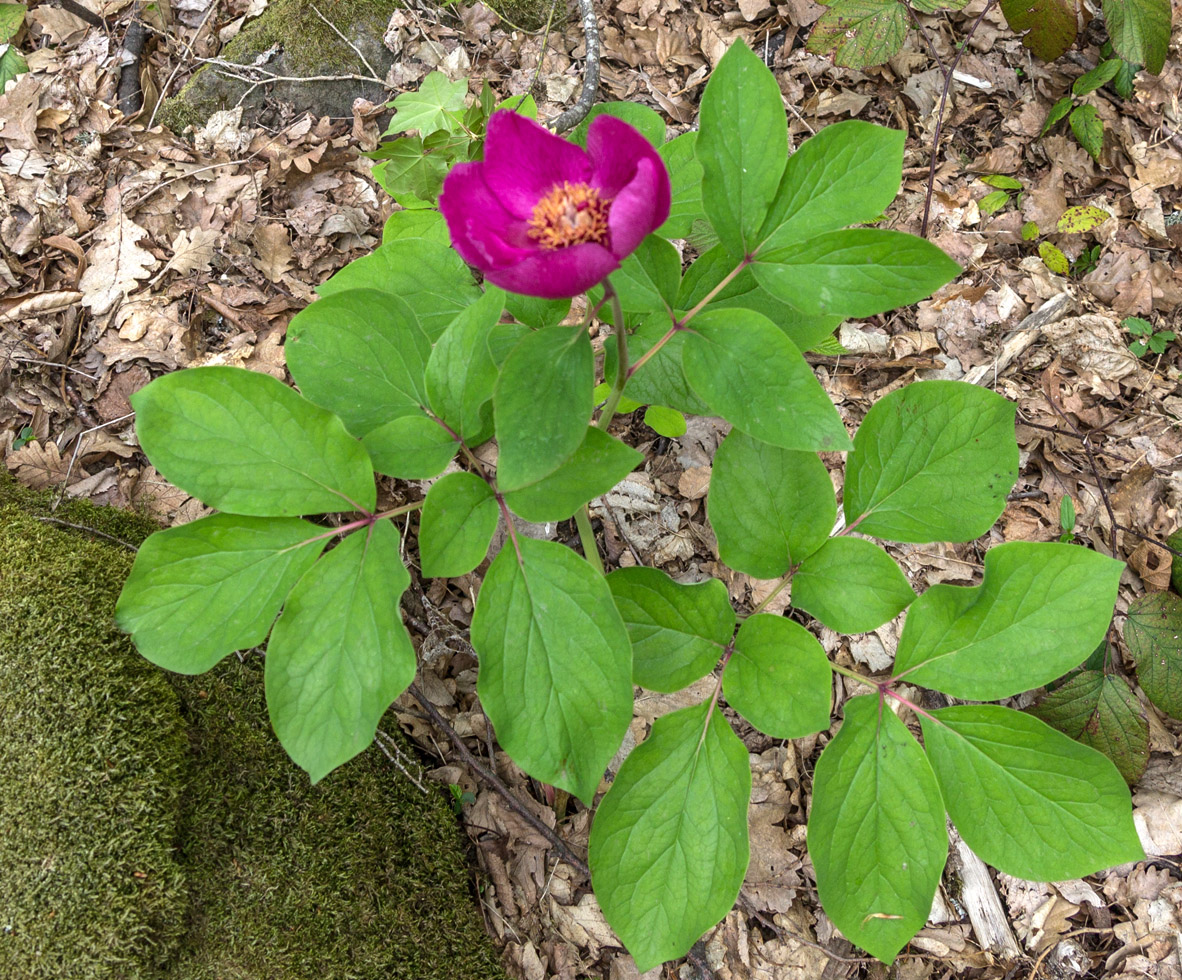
[[596, 279, 629, 432], [574, 505, 604, 575]]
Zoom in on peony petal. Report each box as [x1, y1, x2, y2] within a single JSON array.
[[586, 114, 668, 200], [482, 112, 593, 220], [440, 161, 534, 270], [604, 155, 672, 260], [484, 243, 620, 300]]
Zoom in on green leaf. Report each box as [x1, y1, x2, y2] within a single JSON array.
[[504, 293, 570, 329], [759, 121, 905, 247], [807, 0, 908, 69], [1070, 103, 1105, 160], [471, 539, 633, 804], [494, 325, 593, 491], [286, 289, 431, 437], [610, 313, 709, 416], [793, 537, 915, 633], [606, 235, 681, 314], [362, 414, 457, 479], [1111, 58, 1139, 97], [1021, 220, 1041, 240], [267, 520, 415, 782], [132, 366, 376, 516], [384, 71, 469, 135], [921, 705, 1143, 880], [1029, 671, 1149, 784], [425, 285, 506, 444], [808, 695, 947, 964], [1041, 95, 1075, 135], [590, 699, 750, 972], [1169, 528, 1182, 595], [0, 3, 26, 44], [1060, 494, 1077, 533], [754, 229, 962, 318], [1073, 58, 1123, 96], [977, 190, 1011, 216], [116, 515, 325, 673], [1000, 0, 1077, 61], [503, 426, 643, 523], [419, 472, 498, 578], [570, 101, 665, 148], [707, 430, 835, 578], [0, 41, 25, 90], [1125, 592, 1182, 718], [318, 238, 480, 339], [656, 133, 705, 240], [893, 542, 1124, 700], [843, 380, 1018, 542], [1102, 0, 1170, 73], [980, 174, 1024, 189], [607, 567, 734, 691], [1039, 240, 1071, 275], [696, 39, 787, 258], [1057, 205, 1111, 233], [683, 309, 852, 453], [643, 404, 686, 438], [370, 138, 449, 208], [381, 208, 449, 244], [724, 614, 831, 738]]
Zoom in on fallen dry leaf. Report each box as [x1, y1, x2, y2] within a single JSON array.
[[79, 213, 158, 316]]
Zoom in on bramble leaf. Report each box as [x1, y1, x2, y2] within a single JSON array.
[[1102, 0, 1170, 74], [807, 0, 908, 69], [1073, 59, 1123, 95], [590, 699, 750, 972], [792, 537, 915, 633], [1000, 0, 1077, 61], [1041, 95, 1075, 134], [1125, 592, 1182, 718], [809, 695, 947, 965], [0, 3, 26, 44], [1070, 104, 1105, 159], [419, 472, 498, 578], [921, 706, 1143, 880]]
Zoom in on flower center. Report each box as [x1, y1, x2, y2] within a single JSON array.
[[527, 182, 611, 250]]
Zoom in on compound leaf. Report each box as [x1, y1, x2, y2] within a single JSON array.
[[607, 567, 734, 691], [267, 520, 416, 782], [425, 285, 506, 443], [921, 705, 1143, 881], [707, 430, 835, 578], [132, 366, 376, 517], [894, 542, 1123, 701], [724, 614, 832, 738], [362, 413, 457, 479], [808, 695, 947, 964], [843, 380, 1018, 542], [1125, 592, 1182, 719], [793, 536, 915, 633], [471, 538, 632, 804], [419, 472, 498, 578], [657, 132, 705, 240], [590, 699, 750, 972], [116, 515, 325, 674], [607, 234, 681, 315]]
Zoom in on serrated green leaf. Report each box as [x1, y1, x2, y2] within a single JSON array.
[[921, 705, 1143, 880], [1039, 240, 1071, 274], [724, 614, 831, 738], [419, 471, 498, 578], [1070, 103, 1105, 160], [980, 174, 1024, 190], [793, 537, 915, 633], [1125, 592, 1182, 718], [471, 538, 632, 803], [656, 132, 705, 240], [1057, 205, 1111, 233], [844, 380, 1018, 542], [132, 366, 375, 516], [707, 430, 835, 578], [753, 229, 962, 318], [590, 699, 750, 972], [370, 137, 450, 208], [809, 695, 947, 964], [362, 413, 457, 479], [760, 121, 905, 248], [696, 39, 787, 258], [0, 4, 26, 45], [1029, 671, 1148, 784], [1102, 0, 1170, 74], [1111, 58, 1139, 97], [503, 426, 642, 523], [683, 309, 852, 453], [643, 404, 686, 438], [1000, 0, 1077, 61], [494, 325, 593, 491], [1073, 59, 1123, 96], [978, 190, 1012, 216], [504, 293, 570, 329], [318, 238, 480, 339], [607, 566, 734, 691], [267, 520, 416, 782], [116, 515, 326, 673], [384, 71, 469, 135], [1041, 95, 1075, 135], [286, 289, 431, 437], [807, 0, 908, 68], [1169, 529, 1182, 595], [425, 285, 506, 444], [570, 101, 665, 148], [0, 41, 26, 89], [894, 542, 1124, 700]]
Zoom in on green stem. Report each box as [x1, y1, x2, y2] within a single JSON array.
[[595, 279, 629, 432], [574, 505, 604, 575]]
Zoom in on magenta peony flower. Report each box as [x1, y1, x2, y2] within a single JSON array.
[[439, 111, 672, 299]]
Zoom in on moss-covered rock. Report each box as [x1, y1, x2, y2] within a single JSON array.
[[0, 475, 507, 980]]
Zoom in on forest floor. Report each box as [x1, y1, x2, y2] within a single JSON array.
[[2, 0, 1182, 978]]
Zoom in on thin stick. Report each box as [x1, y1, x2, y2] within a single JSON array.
[[311, 2, 381, 81], [148, 1, 219, 129]]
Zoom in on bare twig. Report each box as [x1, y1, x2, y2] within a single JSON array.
[[148, 0, 218, 128], [549, 0, 600, 133], [373, 728, 430, 793], [311, 2, 381, 81], [32, 516, 139, 551]]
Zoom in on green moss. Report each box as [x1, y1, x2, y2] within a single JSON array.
[[0, 475, 507, 980], [483, 0, 558, 31]]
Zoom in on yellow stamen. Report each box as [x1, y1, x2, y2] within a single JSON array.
[[527, 181, 611, 250]]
